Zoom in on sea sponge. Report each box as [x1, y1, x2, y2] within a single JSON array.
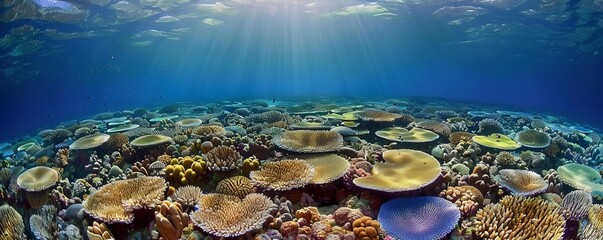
[[375, 127, 439, 143], [215, 176, 254, 199], [439, 185, 484, 218], [378, 196, 460, 240], [514, 129, 551, 148], [353, 109, 401, 122], [83, 177, 166, 223], [474, 195, 565, 239], [273, 130, 343, 153], [494, 169, 548, 196], [165, 155, 208, 188], [353, 149, 441, 192], [478, 118, 504, 135], [17, 166, 59, 209], [293, 154, 350, 184], [352, 216, 381, 240], [0, 204, 25, 239], [171, 185, 203, 210], [190, 193, 276, 237], [333, 207, 364, 226], [69, 134, 111, 150], [472, 134, 521, 150], [414, 120, 451, 137], [205, 146, 241, 171], [561, 190, 592, 221], [155, 201, 189, 240], [250, 159, 314, 191]]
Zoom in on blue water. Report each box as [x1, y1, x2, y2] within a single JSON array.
[[1, 0, 602, 141]]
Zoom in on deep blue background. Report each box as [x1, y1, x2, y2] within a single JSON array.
[[1, 6, 602, 142]]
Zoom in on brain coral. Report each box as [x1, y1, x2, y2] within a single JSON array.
[[474, 195, 565, 239], [215, 176, 254, 199], [272, 130, 343, 153], [494, 169, 548, 196], [353, 149, 441, 192], [83, 177, 166, 223], [190, 193, 276, 237], [377, 196, 460, 240], [250, 159, 315, 191], [514, 129, 551, 148]]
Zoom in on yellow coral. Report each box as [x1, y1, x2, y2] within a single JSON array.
[[242, 157, 260, 176], [165, 156, 207, 187]]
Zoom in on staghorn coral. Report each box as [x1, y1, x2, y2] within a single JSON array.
[[83, 177, 166, 224], [155, 201, 190, 240], [205, 146, 241, 171], [378, 196, 460, 240], [0, 204, 25, 240], [478, 118, 504, 135], [494, 169, 547, 196], [474, 195, 565, 239], [250, 159, 314, 191], [561, 190, 592, 221], [171, 185, 203, 210], [352, 216, 381, 240], [190, 193, 276, 237], [273, 130, 343, 153], [439, 185, 484, 218]]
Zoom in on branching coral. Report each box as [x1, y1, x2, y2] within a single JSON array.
[[439, 185, 484, 218], [205, 146, 241, 171], [250, 159, 314, 191], [83, 177, 166, 223], [474, 195, 565, 239], [190, 193, 276, 237]]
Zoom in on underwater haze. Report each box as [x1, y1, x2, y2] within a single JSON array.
[[1, 0, 602, 139]]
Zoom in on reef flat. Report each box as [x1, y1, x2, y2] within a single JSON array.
[[0, 97, 601, 240]]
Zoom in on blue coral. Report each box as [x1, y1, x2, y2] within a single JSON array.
[[377, 196, 460, 240]]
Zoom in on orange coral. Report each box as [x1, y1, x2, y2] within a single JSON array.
[[155, 201, 189, 240], [295, 207, 320, 224], [353, 216, 381, 240]]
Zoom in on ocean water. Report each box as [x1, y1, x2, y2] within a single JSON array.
[[0, 0, 602, 239]]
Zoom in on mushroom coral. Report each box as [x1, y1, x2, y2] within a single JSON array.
[[69, 133, 110, 150], [353, 109, 401, 122], [353, 149, 441, 193], [377, 196, 460, 240], [472, 134, 521, 150], [474, 195, 565, 239], [83, 176, 166, 224], [190, 193, 276, 237], [514, 129, 551, 148], [17, 166, 59, 209], [272, 130, 343, 153], [130, 134, 174, 148]]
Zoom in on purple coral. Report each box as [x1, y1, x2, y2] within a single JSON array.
[[378, 196, 460, 240]]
